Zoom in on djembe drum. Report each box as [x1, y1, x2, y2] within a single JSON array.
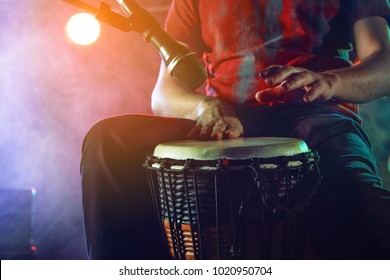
[[144, 137, 320, 259]]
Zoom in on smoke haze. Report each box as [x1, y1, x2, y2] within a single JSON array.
[[0, 0, 388, 259]]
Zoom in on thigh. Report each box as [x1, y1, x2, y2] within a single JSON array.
[[83, 114, 196, 152], [237, 103, 381, 186], [307, 129, 390, 258], [236, 104, 389, 258], [81, 114, 196, 259], [307, 134, 386, 257], [82, 114, 196, 207]]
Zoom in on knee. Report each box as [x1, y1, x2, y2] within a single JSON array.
[[82, 118, 116, 150], [82, 115, 146, 152]]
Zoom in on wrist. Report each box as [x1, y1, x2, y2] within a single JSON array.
[[195, 97, 221, 118], [322, 71, 342, 100]]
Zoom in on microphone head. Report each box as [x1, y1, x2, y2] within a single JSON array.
[[117, 0, 206, 90], [167, 52, 208, 91]]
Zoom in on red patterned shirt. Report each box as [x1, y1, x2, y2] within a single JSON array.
[[164, 0, 390, 120]]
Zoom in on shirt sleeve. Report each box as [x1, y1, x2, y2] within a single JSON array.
[[163, 0, 206, 56], [346, 0, 390, 26]]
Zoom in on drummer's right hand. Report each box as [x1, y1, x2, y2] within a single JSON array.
[[186, 98, 244, 140]]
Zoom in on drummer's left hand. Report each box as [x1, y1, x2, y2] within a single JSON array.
[[255, 65, 337, 104]]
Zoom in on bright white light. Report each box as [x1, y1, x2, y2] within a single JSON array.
[[66, 13, 101, 46]]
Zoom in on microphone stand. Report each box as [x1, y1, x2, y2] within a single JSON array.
[[62, 0, 160, 38], [63, 0, 207, 90], [62, 0, 132, 32]]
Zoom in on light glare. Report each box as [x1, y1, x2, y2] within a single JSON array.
[[66, 13, 101, 46]]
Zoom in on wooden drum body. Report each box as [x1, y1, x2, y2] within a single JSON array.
[[144, 137, 320, 260]]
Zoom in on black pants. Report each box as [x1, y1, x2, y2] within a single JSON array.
[[81, 104, 390, 259]]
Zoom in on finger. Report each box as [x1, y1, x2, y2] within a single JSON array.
[[281, 72, 316, 92], [263, 66, 303, 86], [210, 120, 227, 140], [255, 87, 285, 104], [223, 125, 244, 139], [259, 65, 283, 79], [199, 123, 215, 140], [303, 82, 324, 102]]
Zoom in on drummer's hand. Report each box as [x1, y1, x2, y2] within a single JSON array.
[[187, 98, 244, 140], [255, 65, 336, 104]]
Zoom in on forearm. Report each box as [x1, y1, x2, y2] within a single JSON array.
[[151, 63, 243, 140], [325, 50, 390, 103], [257, 17, 390, 105], [151, 63, 211, 120], [257, 49, 390, 105]]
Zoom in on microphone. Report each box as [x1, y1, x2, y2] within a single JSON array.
[[116, 0, 207, 90]]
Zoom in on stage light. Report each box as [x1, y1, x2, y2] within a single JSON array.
[[66, 12, 101, 45]]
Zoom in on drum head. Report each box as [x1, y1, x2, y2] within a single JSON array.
[[153, 137, 310, 160]]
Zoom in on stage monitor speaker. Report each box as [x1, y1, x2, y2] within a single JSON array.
[[0, 188, 36, 260]]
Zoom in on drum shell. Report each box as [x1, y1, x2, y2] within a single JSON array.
[[145, 152, 320, 260]]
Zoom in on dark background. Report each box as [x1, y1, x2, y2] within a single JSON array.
[[0, 0, 388, 259]]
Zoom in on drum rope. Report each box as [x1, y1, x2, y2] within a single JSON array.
[[144, 148, 321, 260], [182, 160, 199, 259]]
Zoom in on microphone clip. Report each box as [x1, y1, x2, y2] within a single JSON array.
[[63, 0, 161, 40], [95, 2, 132, 32]]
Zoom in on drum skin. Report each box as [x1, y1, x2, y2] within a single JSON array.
[[153, 137, 310, 160]]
